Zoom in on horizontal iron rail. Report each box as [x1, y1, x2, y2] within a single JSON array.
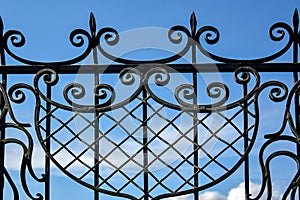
[[0, 63, 300, 74]]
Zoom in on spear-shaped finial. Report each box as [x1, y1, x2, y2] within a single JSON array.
[[89, 12, 96, 37], [293, 8, 299, 30], [190, 12, 197, 36]]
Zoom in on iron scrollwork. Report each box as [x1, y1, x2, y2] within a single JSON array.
[[4, 65, 282, 199], [0, 6, 299, 200], [0, 84, 44, 200]]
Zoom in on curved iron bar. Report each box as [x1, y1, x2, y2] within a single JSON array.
[[1, 138, 43, 200], [1, 123, 45, 183], [245, 80, 300, 200], [248, 80, 300, 200], [0, 84, 45, 199], [257, 81, 289, 103], [30, 66, 262, 114], [195, 20, 295, 63], [32, 68, 143, 112], [2, 22, 93, 66], [96, 22, 192, 64], [192, 9, 298, 63], [266, 151, 300, 200], [63, 83, 116, 108], [265, 80, 300, 139], [0, 10, 298, 66], [0, 84, 30, 128], [173, 66, 260, 112], [250, 136, 300, 200], [1, 165, 19, 200], [174, 81, 229, 110], [95, 12, 196, 64], [5, 87, 47, 185]]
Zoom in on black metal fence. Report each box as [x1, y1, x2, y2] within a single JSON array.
[[0, 8, 299, 200]]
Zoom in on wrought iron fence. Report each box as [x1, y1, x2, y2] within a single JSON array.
[[0, 7, 299, 200]]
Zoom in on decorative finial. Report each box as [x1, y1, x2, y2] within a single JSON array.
[[190, 12, 197, 36], [89, 12, 96, 37], [293, 8, 299, 30]]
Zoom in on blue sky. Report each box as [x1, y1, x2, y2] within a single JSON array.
[[0, 0, 300, 200], [0, 0, 298, 63]]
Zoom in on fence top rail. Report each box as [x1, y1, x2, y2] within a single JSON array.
[[0, 63, 300, 74]]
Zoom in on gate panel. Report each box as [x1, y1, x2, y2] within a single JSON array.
[[0, 8, 299, 200]]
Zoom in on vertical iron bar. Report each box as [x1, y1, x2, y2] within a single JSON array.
[[0, 74, 5, 200], [0, 17, 6, 200], [193, 60, 199, 200], [191, 12, 199, 200], [243, 81, 250, 199], [292, 9, 299, 200], [45, 82, 51, 200], [93, 47, 99, 200], [142, 85, 149, 200]]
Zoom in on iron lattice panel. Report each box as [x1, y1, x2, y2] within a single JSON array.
[[29, 66, 259, 199], [0, 7, 298, 200]]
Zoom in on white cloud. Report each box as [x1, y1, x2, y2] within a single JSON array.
[[5, 144, 47, 170], [4, 144, 23, 170], [167, 195, 191, 200], [199, 191, 227, 200], [227, 182, 282, 200], [165, 182, 283, 200]]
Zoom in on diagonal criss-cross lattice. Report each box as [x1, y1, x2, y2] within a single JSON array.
[[37, 87, 256, 199]]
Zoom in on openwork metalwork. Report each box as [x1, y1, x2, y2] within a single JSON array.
[[0, 8, 299, 200]]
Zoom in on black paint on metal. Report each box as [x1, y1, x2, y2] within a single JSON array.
[[0, 8, 299, 200]]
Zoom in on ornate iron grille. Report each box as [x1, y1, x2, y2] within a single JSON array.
[[0, 8, 299, 200]]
